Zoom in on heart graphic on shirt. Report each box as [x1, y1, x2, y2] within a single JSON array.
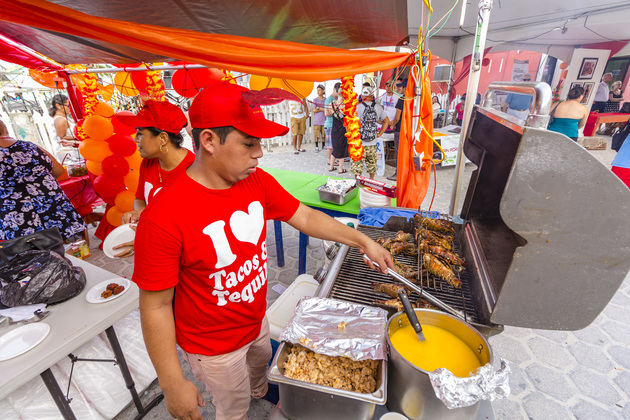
[[230, 201, 264, 245]]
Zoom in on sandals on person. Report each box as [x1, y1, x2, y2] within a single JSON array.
[[328, 168, 336, 172], [299, 148, 306, 152], [338, 169, 348, 174], [293, 150, 299, 154]]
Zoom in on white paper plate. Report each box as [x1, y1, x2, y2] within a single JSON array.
[[85, 278, 131, 304], [0, 323, 51, 361], [103, 224, 136, 258]]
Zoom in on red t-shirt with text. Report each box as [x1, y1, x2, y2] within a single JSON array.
[[135, 149, 195, 203], [132, 169, 299, 355]]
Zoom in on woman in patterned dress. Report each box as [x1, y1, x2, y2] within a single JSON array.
[[0, 121, 86, 240]]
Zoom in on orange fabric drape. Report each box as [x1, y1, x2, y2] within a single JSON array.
[[396, 66, 433, 209], [0, 0, 411, 81]]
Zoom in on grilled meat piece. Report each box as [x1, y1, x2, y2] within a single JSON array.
[[394, 230, 413, 242], [414, 214, 455, 235], [390, 241, 418, 256], [375, 298, 404, 312], [415, 227, 452, 250], [416, 298, 438, 310], [419, 240, 466, 267], [422, 254, 461, 288], [371, 282, 408, 298], [376, 238, 393, 250], [393, 257, 419, 281]]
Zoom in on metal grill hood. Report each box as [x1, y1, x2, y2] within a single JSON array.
[[459, 107, 630, 330]]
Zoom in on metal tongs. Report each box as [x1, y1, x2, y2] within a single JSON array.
[[363, 255, 467, 322]]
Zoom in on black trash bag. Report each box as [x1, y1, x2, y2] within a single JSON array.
[[0, 250, 86, 308]]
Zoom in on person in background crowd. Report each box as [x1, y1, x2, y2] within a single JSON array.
[[357, 82, 371, 105], [432, 96, 442, 127], [455, 94, 466, 126], [351, 86, 390, 180], [379, 80, 399, 131], [547, 85, 589, 141], [330, 84, 349, 174], [49, 94, 80, 147], [289, 98, 309, 154], [326, 82, 343, 171], [605, 81, 624, 113], [388, 81, 406, 181], [501, 73, 533, 120], [131, 81, 394, 420], [591, 73, 613, 113], [0, 120, 86, 241], [311, 84, 326, 153], [111, 101, 195, 258]]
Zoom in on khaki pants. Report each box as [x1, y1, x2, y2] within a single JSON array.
[[182, 317, 271, 420], [291, 116, 307, 135]]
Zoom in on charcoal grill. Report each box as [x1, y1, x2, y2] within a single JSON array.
[[316, 105, 630, 334]]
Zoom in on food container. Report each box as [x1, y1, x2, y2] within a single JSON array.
[[268, 341, 387, 420], [386, 309, 492, 420], [316, 183, 358, 205]]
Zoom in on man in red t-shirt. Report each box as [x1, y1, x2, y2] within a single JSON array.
[[132, 82, 394, 420]]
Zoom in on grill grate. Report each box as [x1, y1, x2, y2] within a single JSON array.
[[327, 222, 479, 324]]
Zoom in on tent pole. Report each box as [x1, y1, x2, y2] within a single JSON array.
[[448, 0, 493, 217], [442, 39, 458, 128]]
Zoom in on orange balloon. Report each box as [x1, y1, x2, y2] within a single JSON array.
[[281, 79, 314, 99], [249, 74, 284, 91], [94, 101, 115, 118], [86, 160, 104, 176], [105, 206, 124, 227], [561, 69, 568, 78], [124, 169, 140, 192], [124, 150, 143, 170], [99, 84, 115, 102], [78, 138, 113, 162], [114, 72, 139, 97], [559, 62, 568, 70], [83, 115, 114, 141], [114, 190, 136, 213]]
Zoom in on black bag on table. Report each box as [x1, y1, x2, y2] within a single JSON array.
[[0, 250, 86, 308], [611, 118, 630, 152], [0, 227, 65, 264]]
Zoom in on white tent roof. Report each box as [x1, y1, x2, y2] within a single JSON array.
[[409, 0, 630, 61]]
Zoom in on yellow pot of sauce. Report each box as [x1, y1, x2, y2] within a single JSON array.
[[385, 309, 493, 420]]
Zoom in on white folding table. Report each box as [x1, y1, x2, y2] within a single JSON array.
[[0, 256, 162, 419]]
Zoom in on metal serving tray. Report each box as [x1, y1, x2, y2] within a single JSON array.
[[316, 184, 358, 205], [268, 341, 387, 420]]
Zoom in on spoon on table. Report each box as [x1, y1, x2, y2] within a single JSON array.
[[397, 289, 426, 342]]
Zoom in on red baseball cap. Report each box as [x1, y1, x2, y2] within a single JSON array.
[[189, 82, 289, 138], [117, 100, 188, 134]]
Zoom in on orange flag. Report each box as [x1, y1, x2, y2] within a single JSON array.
[[396, 65, 434, 209]]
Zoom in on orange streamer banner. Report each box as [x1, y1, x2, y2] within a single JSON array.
[[1, 0, 411, 81], [341, 76, 363, 162]]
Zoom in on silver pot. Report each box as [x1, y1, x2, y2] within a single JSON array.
[[386, 309, 492, 420]]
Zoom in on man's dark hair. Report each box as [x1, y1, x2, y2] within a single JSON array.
[[145, 127, 185, 148], [192, 126, 235, 150], [362, 82, 370, 87], [333, 82, 341, 92]]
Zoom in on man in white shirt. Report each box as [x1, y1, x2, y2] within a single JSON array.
[[591, 73, 613, 113], [351, 86, 390, 179], [379, 81, 398, 131], [290, 98, 309, 154]]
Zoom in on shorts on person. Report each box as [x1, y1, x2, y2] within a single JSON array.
[[181, 318, 272, 420], [313, 125, 324, 139], [291, 116, 307, 136], [325, 127, 333, 149], [351, 144, 377, 176]]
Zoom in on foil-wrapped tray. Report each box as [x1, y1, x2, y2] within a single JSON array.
[[316, 179, 358, 205], [278, 297, 388, 361]]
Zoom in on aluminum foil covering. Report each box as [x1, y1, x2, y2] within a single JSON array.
[[428, 358, 511, 409], [320, 178, 357, 195], [278, 297, 388, 361]]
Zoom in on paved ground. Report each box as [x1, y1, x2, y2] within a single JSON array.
[[102, 134, 630, 419]]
